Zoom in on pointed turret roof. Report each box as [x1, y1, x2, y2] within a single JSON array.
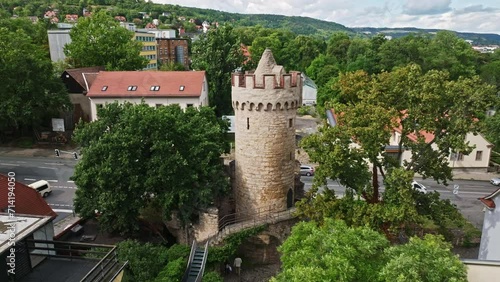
[[254, 48, 277, 77], [253, 48, 284, 86]]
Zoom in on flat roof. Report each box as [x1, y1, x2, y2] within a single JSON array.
[[0, 214, 51, 254]]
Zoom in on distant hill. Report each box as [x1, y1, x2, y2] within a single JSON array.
[[352, 27, 500, 45], [2, 0, 499, 44]]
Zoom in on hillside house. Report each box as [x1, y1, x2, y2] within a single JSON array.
[[87, 71, 208, 121], [327, 109, 493, 172]]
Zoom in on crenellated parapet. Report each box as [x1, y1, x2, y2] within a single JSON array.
[[231, 71, 302, 112], [232, 71, 301, 89]]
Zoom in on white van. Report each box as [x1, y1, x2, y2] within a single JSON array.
[[28, 180, 52, 198]]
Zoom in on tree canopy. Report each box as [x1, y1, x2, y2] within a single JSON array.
[[72, 102, 230, 235], [191, 24, 245, 116], [0, 25, 70, 133], [64, 10, 147, 70], [298, 64, 495, 237], [271, 219, 467, 282]]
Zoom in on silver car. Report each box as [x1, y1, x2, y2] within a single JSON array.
[[491, 177, 500, 186], [300, 165, 315, 176]]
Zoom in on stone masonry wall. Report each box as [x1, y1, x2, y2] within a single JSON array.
[[232, 72, 302, 218]]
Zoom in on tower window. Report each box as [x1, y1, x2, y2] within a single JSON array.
[[247, 118, 250, 130], [289, 118, 293, 128]]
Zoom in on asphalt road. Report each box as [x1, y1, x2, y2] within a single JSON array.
[[0, 155, 77, 222], [1, 153, 497, 228], [301, 176, 498, 229]]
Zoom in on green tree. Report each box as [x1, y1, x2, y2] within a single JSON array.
[[282, 35, 326, 72], [326, 32, 351, 69], [117, 240, 169, 282], [64, 10, 147, 70], [299, 64, 495, 234], [0, 27, 71, 133], [485, 113, 500, 149], [272, 219, 467, 282], [72, 102, 230, 235], [191, 24, 245, 116], [378, 34, 429, 72], [421, 31, 479, 80], [380, 235, 467, 281], [272, 219, 389, 282]]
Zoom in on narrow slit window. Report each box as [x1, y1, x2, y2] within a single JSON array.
[[289, 118, 293, 128], [247, 118, 250, 130]]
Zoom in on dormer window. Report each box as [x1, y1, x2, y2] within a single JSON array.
[[150, 86, 160, 91], [127, 85, 137, 91], [101, 86, 108, 91], [179, 85, 185, 91]]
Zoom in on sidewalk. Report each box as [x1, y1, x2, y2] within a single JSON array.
[[0, 146, 77, 159]]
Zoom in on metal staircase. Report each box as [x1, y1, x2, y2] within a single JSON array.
[[182, 240, 209, 282], [181, 207, 297, 281]]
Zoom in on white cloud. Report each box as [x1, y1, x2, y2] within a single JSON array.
[[402, 0, 451, 15]]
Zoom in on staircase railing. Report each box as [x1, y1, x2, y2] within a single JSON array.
[[181, 240, 198, 282], [207, 207, 296, 245], [193, 240, 209, 282]]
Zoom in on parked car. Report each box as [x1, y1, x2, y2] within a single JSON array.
[[412, 181, 428, 194], [300, 165, 315, 176], [491, 177, 500, 186]]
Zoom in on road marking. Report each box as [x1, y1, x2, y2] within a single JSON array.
[[16, 161, 26, 163], [47, 180, 59, 183], [52, 209, 74, 213], [51, 186, 76, 189], [49, 204, 73, 207], [44, 162, 64, 166], [67, 180, 74, 183], [0, 163, 20, 166], [24, 178, 36, 181]]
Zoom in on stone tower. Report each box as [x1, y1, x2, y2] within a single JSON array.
[[231, 49, 302, 216]]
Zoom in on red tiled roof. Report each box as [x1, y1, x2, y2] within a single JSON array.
[[0, 174, 57, 219], [87, 71, 206, 98], [64, 67, 105, 91], [479, 188, 500, 209]]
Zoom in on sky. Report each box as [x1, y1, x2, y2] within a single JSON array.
[[151, 0, 500, 35]]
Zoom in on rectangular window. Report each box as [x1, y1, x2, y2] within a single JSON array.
[[476, 151, 483, 161], [187, 104, 193, 107], [457, 152, 464, 161], [289, 118, 293, 128], [156, 104, 162, 108], [247, 118, 250, 130]]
